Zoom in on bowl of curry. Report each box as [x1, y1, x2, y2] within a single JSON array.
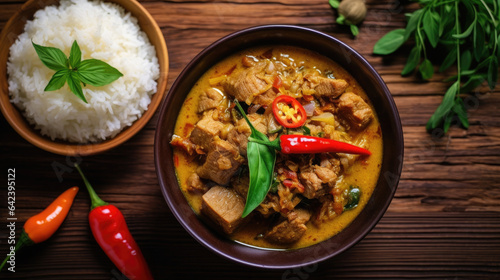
[[155, 25, 403, 268]]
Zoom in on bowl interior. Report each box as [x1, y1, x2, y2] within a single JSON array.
[[0, 0, 168, 156], [155, 25, 403, 269]]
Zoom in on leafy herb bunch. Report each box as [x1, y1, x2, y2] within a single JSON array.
[[373, 0, 500, 132], [33, 40, 123, 103]]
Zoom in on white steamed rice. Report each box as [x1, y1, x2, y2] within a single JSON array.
[[7, 0, 160, 143]]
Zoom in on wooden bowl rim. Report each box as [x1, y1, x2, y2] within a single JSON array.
[[0, 0, 169, 156]]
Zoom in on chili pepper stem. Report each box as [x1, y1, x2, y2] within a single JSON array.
[[0, 230, 33, 271], [74, 164, 108, 210]]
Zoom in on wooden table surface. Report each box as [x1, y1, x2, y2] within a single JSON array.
[[1, 0, 499, 279]]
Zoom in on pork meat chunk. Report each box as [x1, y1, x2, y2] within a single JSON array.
[[186, 173, 207, 193], [299, 168, 326, 199], [314, 77, 348, 98], [198, 88, 224, 113], [222, 62, 270, 104], [227, 113, 267, 156], [337, 92, 374, 130], [201, 186, 246, 234], [189, 111, 224, 151], [305, 73, 348, 98], [299, 165, 337, 199], [253, 88, 277, 107], [313, 166, 337, 188], [197, 138, 244, 186], [264, 209, 311, 244]]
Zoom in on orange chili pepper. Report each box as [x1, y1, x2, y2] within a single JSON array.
[[0, 187, 79, 271]]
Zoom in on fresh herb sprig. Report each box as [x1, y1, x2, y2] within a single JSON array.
[[32, 40, 123, 103], [234, 101, 276, 218], [373, 0, 500, 133]]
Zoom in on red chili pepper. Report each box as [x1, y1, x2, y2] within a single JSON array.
[[279, 135, 371, 155], [282, 179, 305, 193], [272, 76, 282, 93], [0, 187, 79, 271], [272, 95, 307, 128], [75, 164, 153, 280]]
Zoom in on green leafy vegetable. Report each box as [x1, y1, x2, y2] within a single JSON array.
[[344, 186, 360, 211], [419, 59, 434, 80], [350, 24, 360, 37], [302, 125, 311, 136], [373, 29, 406, 55], [32, 40, 123, 103], [45, 69, 69, 91], [32, 44, 68, 71], [373, 0, 500, 133], [234, 101, 276, 218], [77, 59, 123, 87], [422, 10, 439, 48], [329, 0, 340, 9], [401, 46, 421, 76]]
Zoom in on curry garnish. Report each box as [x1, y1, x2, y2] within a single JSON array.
[[32, 40, 123, 103], [235, 101, 277, 218]]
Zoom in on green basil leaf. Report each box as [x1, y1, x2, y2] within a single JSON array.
[[476, 11, 488, 28], [444, 3, 452, 13], [488, 25, 496, 44], [497, 33, 500, 51], [32, 42, 68, 71], [439, 39, 458, 47], [497, 34, 500, 58], [243, 140, 276, 218], [302, 125, 311, 136], [329, 0, 340, 9], [438, 4, 451, 37], [476, 56, 492, 70], [484, 20, 491, 35], [423, 10, 439, 48], [405, 9, 423, 41], [336, 14, 345, 25], [452, 14, 476, 39], [77, 59, 123, 87], [234, 101, 276, 218], [461, 50, 472, 71], [452, 98, 469, 129], [373, 29, 406, 55], [426, 81, 459, 130], [419, 58, 434, 80], [69, 40, 82, 69], [443, 112, 453, 133], [67, 71, 87, 103], [44, 69, 69, 91], [443, 75, 458, 82], [460, 69, 477, 76], [401, 46, 421, 76], [344, 186, 360, 211], [439, 46, 457, 72], [460, 74, 485, 93], [487, 58, 498, 90], [350, 24, 359, 37], [431, 9, 441, 22], [474, 22, 485, 62]]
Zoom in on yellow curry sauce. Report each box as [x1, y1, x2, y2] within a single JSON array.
[[173, 46, 382, 249]]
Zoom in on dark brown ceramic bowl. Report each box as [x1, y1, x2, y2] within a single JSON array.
[[155, 25, 403, 269]]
